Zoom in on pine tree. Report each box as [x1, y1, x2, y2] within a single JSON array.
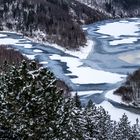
[[1, 61, 140, 140], [131, 119, 140, 139], [95, 107, 113, 140], [0, 61, 64, 139], [86, 99, 93, 109], [84, 100, 98, 139], [111, 121, 118, 140], [73, 92, 82, 109], [57, 97, 85, 140], [115, 114, 132, 140]]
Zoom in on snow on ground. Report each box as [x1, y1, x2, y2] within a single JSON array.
[[67, 39, 94, 59], [96, 20, 140, 46], [98, 101, 140, 125], [50, 54, 125, 84], [47, 39, 94, 59], [105, 89, 124, 104]]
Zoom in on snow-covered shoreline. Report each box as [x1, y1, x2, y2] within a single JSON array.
[[4, 31, 94, 59], [98, 101, 140, 125]]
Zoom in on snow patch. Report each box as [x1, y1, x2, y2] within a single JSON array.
[[48, 39, 94, 59], [99, 101, 140, 125], [105, 89, 123, 104]]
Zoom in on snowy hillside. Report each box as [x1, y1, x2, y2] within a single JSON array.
[[0, 0, 108, 49], [77, 0, 140, 18]]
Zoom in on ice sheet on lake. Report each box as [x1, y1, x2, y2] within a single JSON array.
[[50, 54, 125, 84], [0, 30, 138, 124], [97, 21, 139, 38], [96, 20, 140, 46], [110, 37, 138, 45], [0, 33, 33, 49], [119, 51, 140, 64]]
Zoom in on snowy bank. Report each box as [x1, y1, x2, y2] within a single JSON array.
[[99, 101, 140, 125]]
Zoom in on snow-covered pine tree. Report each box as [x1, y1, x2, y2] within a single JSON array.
[[131, 119, 140, 139], [56, 97, 85, 140], [84, 100, 98, 139], [115, 113, 132, 140], [73, 92, 82, 109], [0, 61, 64, 139], [86, 99, 94, 109], [95, 106, 113, 140], [111, 121, 118, 140], [0, 61, 140, 139]]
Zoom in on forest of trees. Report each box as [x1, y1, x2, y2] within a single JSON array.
[[0, 0, 139, 48], [0, 45, 69, 95], [0, 61, 139, 139], [0, 0, 107, 49], [114, 69, 140, 107], [78, 0, 140, 18], [0, 60, 140, 139], [0, 46, 139, 139]]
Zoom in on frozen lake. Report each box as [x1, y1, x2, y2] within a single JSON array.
[[0, 18, 140, 123]]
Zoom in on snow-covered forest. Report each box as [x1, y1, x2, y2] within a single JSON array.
[[0, 59, 140, 139], [77, 0, 140, 18], [0, 0, 140, 49]]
